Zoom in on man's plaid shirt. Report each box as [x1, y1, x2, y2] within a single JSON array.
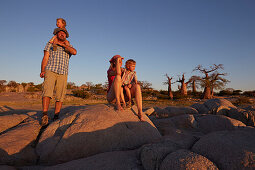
[[44, 42, 73, 75]]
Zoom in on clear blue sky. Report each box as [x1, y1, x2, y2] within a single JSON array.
[[0, 0, 254, 91]]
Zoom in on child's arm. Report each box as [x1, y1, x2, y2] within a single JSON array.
[[49, 35, 57, 43], [65, 40, 70, 46], [134, 72, 138, 84]]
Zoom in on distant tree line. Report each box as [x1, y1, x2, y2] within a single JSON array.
[[1, 64, 254, 100], [163, 64, 232, 99]]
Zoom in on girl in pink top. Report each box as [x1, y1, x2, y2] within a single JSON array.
[[106, 55, 144, 121]]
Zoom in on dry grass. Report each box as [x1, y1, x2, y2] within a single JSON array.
[[0, 92, 254, 113]]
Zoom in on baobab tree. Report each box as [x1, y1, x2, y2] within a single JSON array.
[[163, 74, 174, 99], [188, 76, 201, 93], [176, 73, 191, 96], [194, 64, 228, 99], [210, 72, 230, 97], [86, 82, 93, 90]]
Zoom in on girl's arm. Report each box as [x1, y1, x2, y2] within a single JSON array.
[[116, 58, 122, 76]]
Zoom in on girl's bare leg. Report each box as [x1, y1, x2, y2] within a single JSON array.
[[131, 84, 144, 121], [107, 75, 123, 110]]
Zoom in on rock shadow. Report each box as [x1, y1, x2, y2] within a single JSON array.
[[37, 121, 161, 166]]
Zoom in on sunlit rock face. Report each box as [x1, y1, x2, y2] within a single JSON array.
[[36, 104, 161, 165]]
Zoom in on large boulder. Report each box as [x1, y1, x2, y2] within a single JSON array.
[[191, 103, 209, 114], [0, 165, 16, 170], [154, 106, 198, 118], [192, 98, 255, 126], [21, 150, 141, 170], [0, 114, 28, 133], [152, 114, 202, 148], [36, 104, 161, 165], [139, 139, 182, 170], [153, 114, 197, 134], [160, 149, 218, 170], [192, 127, 255, 170], [203, 98, 237, 112], [195, 114, 246, 134], [0, 114, 41, 166]]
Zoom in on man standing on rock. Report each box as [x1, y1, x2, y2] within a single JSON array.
[[40, 28, 77, 126]]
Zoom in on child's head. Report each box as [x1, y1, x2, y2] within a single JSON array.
[[125, 59, 136, 71], [56, 18, 66, 28]]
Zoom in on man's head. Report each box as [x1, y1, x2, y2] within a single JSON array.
[[55, 28, 68, 41]]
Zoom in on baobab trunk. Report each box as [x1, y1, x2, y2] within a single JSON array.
[[166, 74, 174, 99], [181, 82, 188, 96], [211, 87, 214, 97], [192, 81, 196, 93], [168, 85, 173, 99], [203, 86, 212, 99]]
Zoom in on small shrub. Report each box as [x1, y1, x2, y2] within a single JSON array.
[[190, 91, 203, 99], [172, 91, 188, 99], [243, 91, 255, 97], [233, 96, 252, 105], [72, 90, 91, 99], [27, 86, 41, 92], [218, 90, 233, 96], [233, 90, 242, 95], [156, 94, 170, 100], [159, 90, 168, 95], [142, 90, 154, 98], [93, 89, 107, 95]]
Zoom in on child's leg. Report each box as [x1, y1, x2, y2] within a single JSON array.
[[49, 35, 57, 43], [124, 86, 132, 107], [52, 38, 58, 51], [120, 87, 126, 108], [65, 40, 70, 46]]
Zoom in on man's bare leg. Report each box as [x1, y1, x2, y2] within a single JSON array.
[[42, 97, 51, 126], [53, 101, 62, 120], [42, 96, 51, 112]]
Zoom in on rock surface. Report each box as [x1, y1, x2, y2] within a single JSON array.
[[192, 127, 255, 170], [0, 99, 254, 169], [36, 104, 161, 165], [0, 114, 28, 133], [0, 115, 41, 166], [139, 139, 182, 170], [43, 150, 141, 170], [192, 98, 255, 126], [195, 114, 246, 134], [154, 106, 198, 118], [160, 149, 218, 170]]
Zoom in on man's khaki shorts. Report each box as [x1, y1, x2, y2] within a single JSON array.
[[42, 70, 67, 102]]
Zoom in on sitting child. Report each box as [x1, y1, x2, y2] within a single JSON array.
[[49, 18, 70, 51], [121, 59, 138, 108]]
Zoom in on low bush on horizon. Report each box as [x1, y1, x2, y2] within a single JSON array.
[[72, 90, 91, 99], [233, 96, 252, 105]]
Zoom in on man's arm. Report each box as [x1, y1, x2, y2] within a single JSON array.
[[40, 51, 50, 78], [56, 41, 77, 55]]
